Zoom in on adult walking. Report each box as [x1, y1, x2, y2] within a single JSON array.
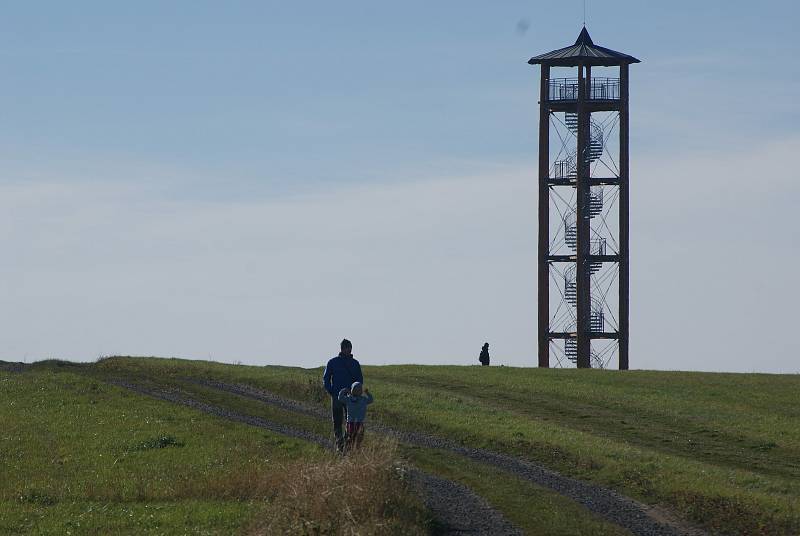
[[322, 339, 363, 451]]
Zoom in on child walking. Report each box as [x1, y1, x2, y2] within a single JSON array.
[[337, 381, 373, 451]]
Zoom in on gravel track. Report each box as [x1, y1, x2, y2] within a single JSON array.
[[188, 378, 706, 536], [115, 381, 329, 447], [113, 381, 522, 536], [409, 470, 522, 535]]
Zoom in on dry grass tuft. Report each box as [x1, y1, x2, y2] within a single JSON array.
[[248, 438, 428, 535]]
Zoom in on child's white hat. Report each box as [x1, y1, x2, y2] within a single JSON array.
[[351, 381, 363, 392]]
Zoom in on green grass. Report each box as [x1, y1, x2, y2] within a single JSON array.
[[1, 501, 252, 536], [0, 368, 319, 533], [6, 357, 800, 535], [72, 356, 800, 535], [77, 361, 634, 534], [364, 366, 800, 535], [0, 367, 425, 534]]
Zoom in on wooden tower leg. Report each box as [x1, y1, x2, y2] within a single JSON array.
[[538, 66, 551, 368], [576, 64, 591, 369], [618, 64, 630, 370]]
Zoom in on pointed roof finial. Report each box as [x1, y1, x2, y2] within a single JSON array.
[[575, 27, 594, 46]]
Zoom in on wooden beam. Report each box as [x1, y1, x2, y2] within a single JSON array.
[[548, 254, 621, 263], [538, 65, 551, 368], [546, 101, 622, 113], [548, 177, 621, 187], [618, 63, 630, 371], [549, 332, 620, 340]]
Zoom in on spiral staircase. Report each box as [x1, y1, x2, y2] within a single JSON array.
[[556, 111, 610, 367], [559, 111, 605, 256], [563, 298, 605, 364], [556, 113, 605, 181]]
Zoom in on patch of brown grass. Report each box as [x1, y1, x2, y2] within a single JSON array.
[[670, 491, 800, 536], [248, 438, 429, 535]]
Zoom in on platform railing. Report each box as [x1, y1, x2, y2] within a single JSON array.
[[548, 78, 620, 101]]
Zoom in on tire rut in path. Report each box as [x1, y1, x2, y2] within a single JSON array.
[[113, 381, 522, 536], [188, 378, 707, 536]]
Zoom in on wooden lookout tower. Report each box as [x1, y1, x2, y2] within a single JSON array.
[[529, 28, 640, 369]]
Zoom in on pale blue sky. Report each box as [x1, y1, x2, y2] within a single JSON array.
[[1, 1, 797, 195], [1, 1, 798, 371]]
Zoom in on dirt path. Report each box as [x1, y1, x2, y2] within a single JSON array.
[[188, 378, 706, 536], [114, 381, 522, 536]]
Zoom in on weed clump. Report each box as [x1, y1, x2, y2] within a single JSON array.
[[132, 435, 184, 451], [249, 439, 428, 535], [17, 490, 57, 506]]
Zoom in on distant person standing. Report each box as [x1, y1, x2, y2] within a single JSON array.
[[479, 343, 490, 366], [323, 339, 363, 452]]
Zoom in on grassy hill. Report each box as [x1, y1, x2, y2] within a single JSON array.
[[2, 357, 799, 535], [0, 364, 426, 534]]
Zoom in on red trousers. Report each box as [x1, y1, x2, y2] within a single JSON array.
[[346, 421, 365, 449]]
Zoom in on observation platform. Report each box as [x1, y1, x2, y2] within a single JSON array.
[[547, 77, 620, 102]]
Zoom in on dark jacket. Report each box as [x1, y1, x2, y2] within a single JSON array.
[[322, 354, 363, 397]]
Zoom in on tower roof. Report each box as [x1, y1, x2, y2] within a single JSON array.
[[528, 27, 640, 67]]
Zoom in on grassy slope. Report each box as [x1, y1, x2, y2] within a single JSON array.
[[75, 357, 800, 536], [81, 359, 633, 535], [6, 358, 799, 535], [366, 366, 800, 535], [0, 368, 318, 534], [0, 367, 426, 535]]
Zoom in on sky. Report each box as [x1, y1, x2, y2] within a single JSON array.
[[1, 1, 798, 372]]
